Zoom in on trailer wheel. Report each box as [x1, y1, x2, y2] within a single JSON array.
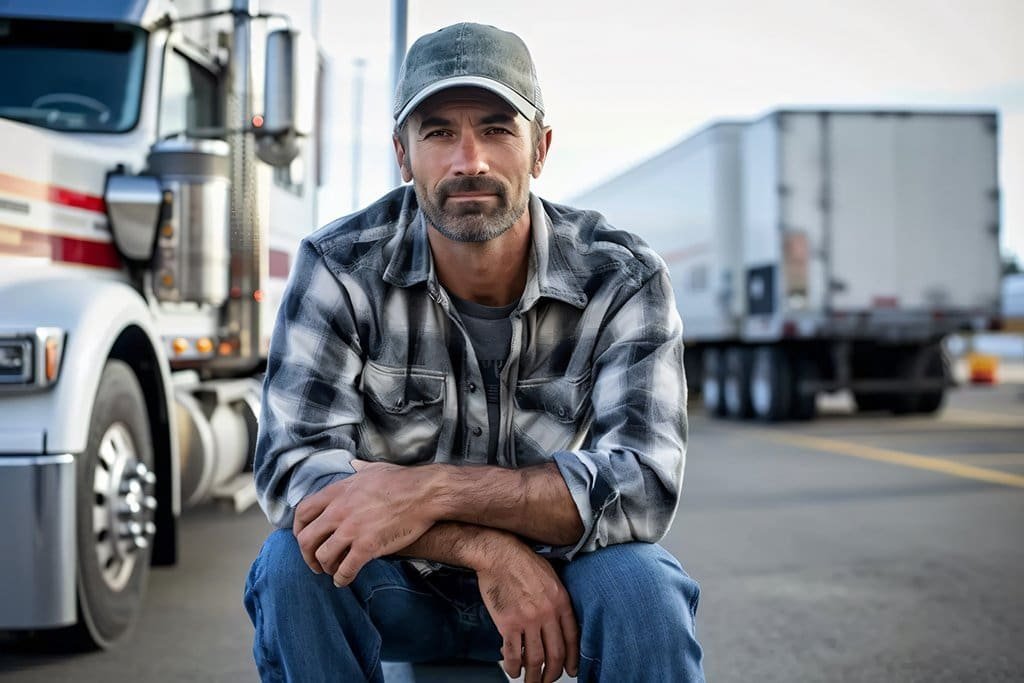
[[702, 348, 727, 417], [853, 392, 891, 412], [891, 345, 949, 415], [723, 346, 754, 419], [69, 360, 157, 649], [789, 353, 818, 421], [750, 346, 791, 421]]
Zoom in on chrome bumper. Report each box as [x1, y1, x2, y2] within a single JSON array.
[[0, 454, 76, 629]]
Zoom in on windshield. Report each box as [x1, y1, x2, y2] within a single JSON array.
[[0, 19, 146, 133]]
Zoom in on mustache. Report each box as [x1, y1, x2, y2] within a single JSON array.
[[437, 176, 507, 202]]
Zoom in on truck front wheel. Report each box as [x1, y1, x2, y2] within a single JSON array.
[[71, 360, 158, 649]]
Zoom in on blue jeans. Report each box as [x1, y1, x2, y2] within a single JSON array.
[[244, 529, 705, 682]]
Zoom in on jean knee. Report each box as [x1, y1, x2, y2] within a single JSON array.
[[248, 528, 326, 600], [563, 543, 700, 630]]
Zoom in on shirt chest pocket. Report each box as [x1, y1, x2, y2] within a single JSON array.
[[357, 361, 446, 463], [511, 372, 592, 466]]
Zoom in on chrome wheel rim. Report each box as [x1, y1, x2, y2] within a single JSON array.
[[92, 423, 157, 592]]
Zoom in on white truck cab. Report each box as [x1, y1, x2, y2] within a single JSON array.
[[0, 0, 323, 648]]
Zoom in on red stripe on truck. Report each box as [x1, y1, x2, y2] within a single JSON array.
[[0, 224, 121, 269], [0, 172, 106, 214]]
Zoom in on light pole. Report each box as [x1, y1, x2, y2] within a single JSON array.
[[390, 0, 408, 188]]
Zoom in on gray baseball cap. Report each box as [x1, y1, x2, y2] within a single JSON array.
[[393, 23, 544, 128]]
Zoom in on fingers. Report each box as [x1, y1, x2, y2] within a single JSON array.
[[314, 529, 352, 576], [540, 621, 566, 683], [292, 489, 329, 537], [501, 631, 523, 679], [332, 546, 370, 587], [295, 518, 337, 574], [523, 628, 544, 683], [560, 609, 580, 678]]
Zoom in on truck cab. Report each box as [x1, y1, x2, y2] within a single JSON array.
[[0, 0, 323, 648]]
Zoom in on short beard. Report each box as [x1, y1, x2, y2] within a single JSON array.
[[414, 174, 528, 243]]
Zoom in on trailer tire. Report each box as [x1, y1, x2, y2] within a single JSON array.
[[789, 353, 819, 421], [891, 345, 949, 415], [750, 346, 791, 421], [702, 348, 727, 417], [66, 360, 157, 650], [723, 346, 754, 419], [853, 392, 891, 413]]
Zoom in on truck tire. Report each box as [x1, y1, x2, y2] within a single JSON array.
[[723, 346, 754, 419], [789, 353, 818, 421], [853, 392, 891, 413], [891, 345, 949, 415], [68, 360, 158, 649], [702, 348, 726, 417], [749, 346, 791, 421]]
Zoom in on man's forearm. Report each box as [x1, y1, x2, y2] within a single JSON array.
[[396, 521, 520, 571], [422, 463, 584, 547]]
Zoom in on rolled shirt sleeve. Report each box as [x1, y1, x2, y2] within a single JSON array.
[[552, 268, 687, 559], [253, 239, 365, 528]]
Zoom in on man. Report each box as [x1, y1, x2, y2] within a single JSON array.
[[244, 22, 705, 683]]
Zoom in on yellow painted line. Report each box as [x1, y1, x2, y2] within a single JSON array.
[[760, 430, 1024, 490], [941, 408, 1023, 429], [939, 454, 1024, 467]]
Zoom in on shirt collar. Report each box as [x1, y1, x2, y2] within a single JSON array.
[[382, 189, 589, 310]]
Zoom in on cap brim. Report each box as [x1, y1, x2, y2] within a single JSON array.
[[394, 75, 537, 127]]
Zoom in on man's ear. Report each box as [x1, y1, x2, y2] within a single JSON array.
[[532, 126, 553, 179], [393, 135, 413, 183]]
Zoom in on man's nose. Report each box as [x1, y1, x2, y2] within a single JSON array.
[[452, 133, 489, 176]]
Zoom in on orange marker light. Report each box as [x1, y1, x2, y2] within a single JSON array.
[[252, 114, 265, 128], [45, 337, 60, 381], [218, 341, 234, 356], [161, 223, 174, 238], [253, 289, 264, 303], [196, 338, 214, 354], [161, 273, 174, 288], [172, 338, 189, 355]]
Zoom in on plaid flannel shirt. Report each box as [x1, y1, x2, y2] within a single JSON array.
[[254, 187, 688, 560]]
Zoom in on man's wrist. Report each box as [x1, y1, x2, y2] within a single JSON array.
[[462, 526, 519, 573], [420, 463, 457, 521]]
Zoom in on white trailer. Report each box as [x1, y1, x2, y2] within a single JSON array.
[[573, 110, 1001, 421], [0, 0, 325, 649]]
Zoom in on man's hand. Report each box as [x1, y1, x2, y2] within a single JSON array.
[[292, 460, 435, 586], [474, 535, 580, 683]]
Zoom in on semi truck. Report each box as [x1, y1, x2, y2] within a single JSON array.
[[0, 0, 324, 648], [573, 110, 1001, 421]]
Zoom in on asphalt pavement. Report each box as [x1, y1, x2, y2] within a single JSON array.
[[1, 383, 1022, 682]]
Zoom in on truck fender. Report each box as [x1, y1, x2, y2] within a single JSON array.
[[0, 275, 180, 564]]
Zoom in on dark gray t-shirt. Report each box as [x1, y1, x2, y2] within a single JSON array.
[[450, 295, 516, 463]]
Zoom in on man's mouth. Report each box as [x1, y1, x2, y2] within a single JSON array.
[[446, 193, 497, 200]]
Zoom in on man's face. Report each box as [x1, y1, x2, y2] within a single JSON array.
[[395, 88, 545, 243]]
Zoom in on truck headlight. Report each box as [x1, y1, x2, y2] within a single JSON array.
[[0, 328, 65, 389], [0, 339, 32, 383]]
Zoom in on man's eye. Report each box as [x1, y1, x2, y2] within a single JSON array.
[[485, 127, 512, 135], [424, 130, 451, 138]]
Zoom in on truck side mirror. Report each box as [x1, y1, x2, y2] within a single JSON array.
[[104, 174, 165, 263], [257, 28, 315, 167]]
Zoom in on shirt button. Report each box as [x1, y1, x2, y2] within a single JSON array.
[[468, 382, 477, 393], [472, 426, 483, 437]]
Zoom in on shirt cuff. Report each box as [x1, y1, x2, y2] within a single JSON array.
[[551, 450, 618, 560]]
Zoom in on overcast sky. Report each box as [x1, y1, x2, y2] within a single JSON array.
[[314, 0, 1024, 261]]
